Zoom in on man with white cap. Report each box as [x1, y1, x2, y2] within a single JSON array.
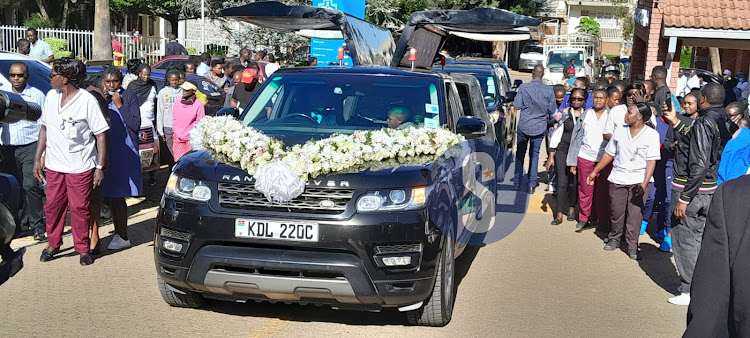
[[723, 69, 739, 106]]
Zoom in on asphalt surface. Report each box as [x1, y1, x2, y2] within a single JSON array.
[[2, 71, 688, 337]]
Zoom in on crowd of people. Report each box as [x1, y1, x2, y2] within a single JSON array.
[[514, 63, 749, 311]]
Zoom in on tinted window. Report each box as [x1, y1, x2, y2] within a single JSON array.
[[546, 51, 584, 69], [241, 74, 444, 133], [0, 60, 51, 93], [522, 45, 543, 54], [455, 83, 473, 116]]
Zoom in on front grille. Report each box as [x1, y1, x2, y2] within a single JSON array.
[[217, 182, 354, 214], [374, 243, 423, 254], [139, 127, 154, 144], [160, 227, 192, 242]]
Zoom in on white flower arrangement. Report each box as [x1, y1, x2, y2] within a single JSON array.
[[191, 116, 465, 182]]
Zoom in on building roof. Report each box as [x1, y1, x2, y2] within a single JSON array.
[[663, 0, 750, 30]]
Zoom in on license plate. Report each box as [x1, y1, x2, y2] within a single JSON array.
[[139, 149, 154, 168], [235, 219, 319, 242]]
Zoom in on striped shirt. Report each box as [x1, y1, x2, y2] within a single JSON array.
[[0, 84, 45, 145]]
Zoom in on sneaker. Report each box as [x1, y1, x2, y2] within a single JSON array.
[[628, 249, 639, 260], [576, 221, 587, 230], [603, 239, 620, 251], [659, 236, 673, 252], [107, 234, 131, 250], [545, 184, 555, 192], [668, 293, 691, 306], [656, 228, 668, 240], [640, 220, 648, 235]]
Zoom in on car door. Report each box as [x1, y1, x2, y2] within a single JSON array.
[[449, 73, 496, 145], [220, 1, 395, 67], [391, 8, 540, 68]]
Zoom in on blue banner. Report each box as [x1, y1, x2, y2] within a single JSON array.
[[310, 0, 366, 67]]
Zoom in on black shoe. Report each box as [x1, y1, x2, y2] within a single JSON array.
[[39, 248, 58, 262], [79, 253, 93, 266], [90, 242, 101, 255], [628, 249, 639, 260], [567, 214, 576, 221], [576, 221, 587, 230], [147, 176, 157, 186], [34, 233, 47, 242], [530, 187, 536, 194], [603, 239, 620, 251], [551, 219, 562, 225]]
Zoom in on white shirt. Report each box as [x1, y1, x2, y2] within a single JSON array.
[[686, 75, 701, 91], [139, 86, 157, 127], [605, 125, 661, 185], [603, 104, 656, 135], [265, 63, 280, 77], [196, 63, 210, 77], [676, 75, 689, 97], [40, 89, 109, 174], [578, 108, 610, 162], [737, 80, 750, 100], [0, 84, 45, 145]]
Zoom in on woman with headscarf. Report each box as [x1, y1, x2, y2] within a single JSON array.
[[101, 66, 142, 250], [127, 63, 158, 185], [172, 81, 205, 161]]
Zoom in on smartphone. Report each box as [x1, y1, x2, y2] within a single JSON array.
[[665, 90, 673, 113]]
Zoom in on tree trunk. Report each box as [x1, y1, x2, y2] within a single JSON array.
[[493, 41, 506, 60], [33, 0, 50, 20], [709, 47, 722, 76], [92, 0, 112, 61], [61, 0, 69, 28]]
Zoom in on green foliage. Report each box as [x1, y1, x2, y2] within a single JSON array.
[[609, 0, 634, 41], [43, 38, 73, 58], [577, 17, 600, 36], [187, 47, 197, 55], [680, 47, 693, 68], [206, 44, 228, 56], [24, 13, 57, 28]]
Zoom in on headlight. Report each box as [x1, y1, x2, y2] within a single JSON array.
[[543, 79, 553, 85], [356, 187, 427, 212], [165, 173, 212, 202]]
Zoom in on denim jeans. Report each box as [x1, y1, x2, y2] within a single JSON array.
[[514, 130, 544, 190]]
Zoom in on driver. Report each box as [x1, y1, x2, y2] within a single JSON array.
[[387, 107, 414, 129]]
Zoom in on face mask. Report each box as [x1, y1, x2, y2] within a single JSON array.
[[108, 91, 116, 96], [740, 78, 745, 83]]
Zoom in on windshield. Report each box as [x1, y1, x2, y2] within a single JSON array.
[[240, 73, 445, 135], [546, 51, 584, 70], [470, 74, 498, 106], [0, 60, 51, 93], [522, 45, 543, 54]]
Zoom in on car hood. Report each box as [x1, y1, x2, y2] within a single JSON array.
[[174, 151, 435, 189]]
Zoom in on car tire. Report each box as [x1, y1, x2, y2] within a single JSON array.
[[406, 236, 456, 327], [157, 277, 205, 308]]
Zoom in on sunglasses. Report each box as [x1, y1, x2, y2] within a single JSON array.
[[571, 97, 585, 102], [9, 73, 27, 78]]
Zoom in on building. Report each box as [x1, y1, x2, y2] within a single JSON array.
[[630, 0, 750, 91], [543, 0, 632, 56]]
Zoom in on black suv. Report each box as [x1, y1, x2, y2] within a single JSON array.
[[154, 2, 538, 326]]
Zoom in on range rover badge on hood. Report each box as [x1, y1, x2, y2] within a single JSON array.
[[319, 200, 336, 208]]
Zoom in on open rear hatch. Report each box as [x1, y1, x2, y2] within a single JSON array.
[[391, 8, 540, 68], [220, 1, 395, 67]]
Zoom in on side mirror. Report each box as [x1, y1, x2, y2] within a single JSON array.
[[216, 106, 239, 119], [505, 91, 517, 103], [456, 116, 487, 139], [513, 79, 523, 89]]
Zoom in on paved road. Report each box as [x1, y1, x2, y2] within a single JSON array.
[[3, 71, 688, 337]]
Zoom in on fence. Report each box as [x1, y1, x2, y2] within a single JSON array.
[[0, 25, 219, 64]]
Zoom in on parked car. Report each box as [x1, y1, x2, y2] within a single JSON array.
[[153, 2, 538, 327], [439, 57, 518, 148], [682, 67, 725, 86], [517, 43, 544, 71]]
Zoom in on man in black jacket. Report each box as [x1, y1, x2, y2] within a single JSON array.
[[669, 83, 737, 306], [165, 34, 188, 57], [684, 175, 750, 337]]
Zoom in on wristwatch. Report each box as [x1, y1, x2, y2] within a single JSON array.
[[95, 164, 104, 170]]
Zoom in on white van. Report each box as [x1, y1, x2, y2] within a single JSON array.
[[542, 49, 585, 85]]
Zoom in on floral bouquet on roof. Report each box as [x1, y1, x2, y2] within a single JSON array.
[[190, 115, 464, 202]]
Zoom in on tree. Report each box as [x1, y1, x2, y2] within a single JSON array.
[[609, 0, 634, 41], [577, 17, 600, 36], [93, 0, 112, 60]]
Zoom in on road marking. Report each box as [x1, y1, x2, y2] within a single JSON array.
[[248, 318, 290, 338], [527, 191, 554, 215]]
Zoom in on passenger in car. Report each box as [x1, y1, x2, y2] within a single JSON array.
[[387, 107, 415, 129]]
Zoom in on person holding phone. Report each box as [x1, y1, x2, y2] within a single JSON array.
[[100, 66, 142, 251], [587, 103, 660, 260], [33, 58, 109, 266]]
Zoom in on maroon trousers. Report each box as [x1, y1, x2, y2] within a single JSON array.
[[45, 169, 94, 254], [577, 157, 612, 226], [608, 183, 649, 250]]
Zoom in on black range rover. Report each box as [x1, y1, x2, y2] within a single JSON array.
[[154, 2, 538, 326]]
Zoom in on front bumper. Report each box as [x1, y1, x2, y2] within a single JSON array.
[[519, 59, 542, 70], [154, 197, 443, 308]]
